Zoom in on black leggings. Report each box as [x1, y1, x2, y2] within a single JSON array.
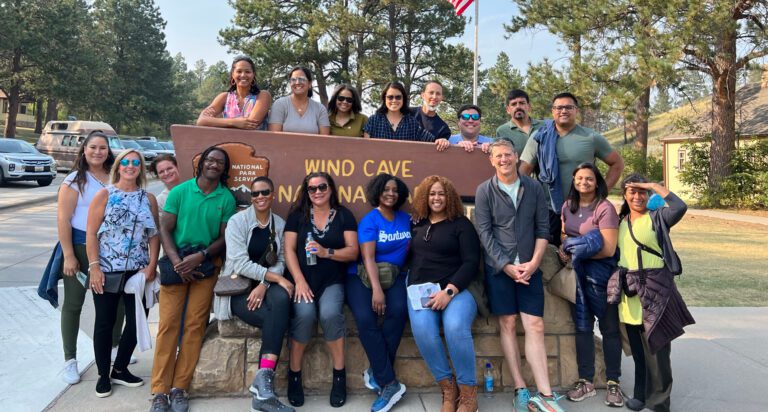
[[231, 285, 291, 359], [93, 290, 138, 377]]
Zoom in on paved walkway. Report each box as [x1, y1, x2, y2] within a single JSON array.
[[685, 208, 768, 226]]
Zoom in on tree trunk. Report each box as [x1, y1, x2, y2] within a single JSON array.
[[45, 98, 58, 123], [312, 39, 329, 106], [633, 86, 651, 172], [34, 98, 44, 133], [387, 3, 398, 79], [708, 29, 738, 194], [3, 48, 23, 138]]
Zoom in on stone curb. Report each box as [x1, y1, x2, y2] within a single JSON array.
[[0, 194, 59, 212]]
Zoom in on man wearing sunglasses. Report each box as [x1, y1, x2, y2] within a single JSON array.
[[495, 89, 543, 156], [448, 104, 493, 153], [410, 80, 451, 140], [519, 92, 624, 247]]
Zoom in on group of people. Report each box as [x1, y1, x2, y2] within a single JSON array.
[[41, 54, 695, 412]]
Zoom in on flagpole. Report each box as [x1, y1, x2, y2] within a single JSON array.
[[472, 0, 479, 105]]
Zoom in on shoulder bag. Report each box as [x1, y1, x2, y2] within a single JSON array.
[[214, 216, 277, 296]]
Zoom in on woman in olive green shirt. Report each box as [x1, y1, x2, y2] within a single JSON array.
[[328, 84, 367, 137]]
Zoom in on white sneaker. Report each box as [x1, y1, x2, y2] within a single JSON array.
[[62, 359, 80, 384], [111, 346, 137, 365]]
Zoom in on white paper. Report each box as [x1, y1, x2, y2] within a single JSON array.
[[407, 282, 441, 311]]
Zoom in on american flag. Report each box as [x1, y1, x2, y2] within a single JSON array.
[[448, 0, 474, 16]]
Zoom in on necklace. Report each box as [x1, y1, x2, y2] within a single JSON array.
[[310, 207, 336, 239], [89, 171, 108, 187], [292, 96, 309, 115], [255, 211, 271, 229]]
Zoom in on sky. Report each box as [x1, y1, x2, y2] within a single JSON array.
[[155, 0, 566, 73]]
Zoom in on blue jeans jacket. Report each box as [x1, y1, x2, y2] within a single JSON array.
[[38, 228, 86, 308]]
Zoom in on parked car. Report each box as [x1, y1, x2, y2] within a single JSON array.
[[120, 139, 158, 163], [0, 138, 58, 186], [158, 141, 174, 151], [136, 136, 158, 142], [36, 120, 117, 171], [134, 139, 174, 156]]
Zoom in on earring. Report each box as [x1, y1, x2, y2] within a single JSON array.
[[230, 78, 236, 86]]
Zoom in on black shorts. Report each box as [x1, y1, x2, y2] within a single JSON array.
[[485, 264, 544, 317]]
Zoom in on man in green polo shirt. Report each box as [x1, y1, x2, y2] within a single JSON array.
[[150, 146, 236, 411], [495, 89, 543, 154]]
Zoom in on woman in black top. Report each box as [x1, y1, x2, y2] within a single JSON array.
[[283, 172, 358, 408], [408, 175, 481, 412]]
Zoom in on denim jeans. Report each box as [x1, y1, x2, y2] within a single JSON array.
[[408, 289, 477, 385], [346, 272, 408, 386]]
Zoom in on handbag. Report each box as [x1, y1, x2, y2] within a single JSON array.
[[159, 245, 216, 285], [357, 262, 399, 290], [547, 262, 577, 304], [214, 215, 278, 296]]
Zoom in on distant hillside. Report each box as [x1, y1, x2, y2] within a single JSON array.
[[602, 95, 712, 157]]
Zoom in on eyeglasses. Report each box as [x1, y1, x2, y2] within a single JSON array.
[[385, 95, 403, 101], [251, 189, 272, 197], [423, 224, 433, 242], [307, 183, 329, 194], [290, 77, 308, 84], [120, 158, 141, 167], [336, 96, 354, 104], [460, 113, 481, 121], [552, 105, 577, 112], [204, 157, 225, 166]]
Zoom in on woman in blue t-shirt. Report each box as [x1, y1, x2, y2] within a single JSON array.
[[346, 174, 411, 412]]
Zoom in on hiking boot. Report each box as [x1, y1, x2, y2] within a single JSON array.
[[363, 367, 382, 394], [528, 393, 565, 412], [437, 376, 459, 412], [62, 359, 80, 385], [250, 368, 277, 400], [169, 388, 189, 412], [605, 380, 625, 407], [111, 346, 138, 365], [251, 395, 295, 412], [330, 368, 347, 407], [514, 388, 531, 412], [456, 384, 478, 412], [287, 370, 304, 407], [95, 375, 112, 398], [626, 397, 645, 411], [371, 380, 406, 412], [149, 393, 170, 412], [566, 378, 596, 402], [110, 368, 144, 387]]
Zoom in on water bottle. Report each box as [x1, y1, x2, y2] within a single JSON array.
[[305, 232, 317, 266], [484, 361, 494, 397]]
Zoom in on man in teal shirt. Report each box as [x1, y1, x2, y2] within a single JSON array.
[[495, 89, 543, 154], [520, 92, 624, 246]]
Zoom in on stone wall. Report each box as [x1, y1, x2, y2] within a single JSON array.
[[190, 247, 606, 396]]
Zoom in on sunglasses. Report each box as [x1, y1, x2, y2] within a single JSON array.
[[336, 96, 354, 103], [251, 189, 272, 198], [307, 183, 329, 194], [385, 95, 403, 101], [290, 77, 308, 84], [120, 158, 141, 167], [460, 113, 481, 121]]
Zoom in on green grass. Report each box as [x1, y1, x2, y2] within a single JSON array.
[[672, 214, 768, 306], [9, 127, 41, 143]]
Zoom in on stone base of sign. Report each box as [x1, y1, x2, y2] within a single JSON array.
[[190, 249, 607, 396]]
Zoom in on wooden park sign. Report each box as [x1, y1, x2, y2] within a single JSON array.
[[170, 125, 494, 219]]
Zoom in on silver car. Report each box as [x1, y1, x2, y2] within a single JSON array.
[[0, 138, 58, 186]]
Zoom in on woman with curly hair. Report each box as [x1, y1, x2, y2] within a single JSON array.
[[408, 175, 481, 412]]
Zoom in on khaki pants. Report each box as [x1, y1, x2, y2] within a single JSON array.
[[150, 275, 216, 394]]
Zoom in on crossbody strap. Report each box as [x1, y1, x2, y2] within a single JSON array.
[[626, 215, 663, 271], [123, 190, 145, 270]]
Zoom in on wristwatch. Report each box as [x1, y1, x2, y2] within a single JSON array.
[[445, 287, 455, 297], [199, 249, 209, 259], [327, 248, 335, 257], [260, 278, 271, 289]]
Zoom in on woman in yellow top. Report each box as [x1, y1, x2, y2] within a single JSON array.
[[327, 84, 367, 137], [608, 174, 694, 412]]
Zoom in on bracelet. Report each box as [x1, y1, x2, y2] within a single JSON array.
[[88, 261, 100, 268]]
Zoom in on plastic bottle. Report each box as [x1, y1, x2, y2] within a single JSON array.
[[306, 232, 317, 266], [484, 361, 494, 397]]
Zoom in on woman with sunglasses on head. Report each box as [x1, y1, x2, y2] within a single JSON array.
[[327, 84, 367, 137], [283, 172, 358, 408], [558, 163, 623, 407], [607, 174, 694, 412], [214, 176, 295, 412], [346, 174, 411, 412], [44, 132, 121, 385], [86, 149, 160, 397], [197, 56, 271, 130], [363, 82, 450, 151], [269, 66, 330, 135], [408, 175, 481, 412]]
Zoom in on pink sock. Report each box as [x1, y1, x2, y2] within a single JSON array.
[[260, 358, 277, 370]]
